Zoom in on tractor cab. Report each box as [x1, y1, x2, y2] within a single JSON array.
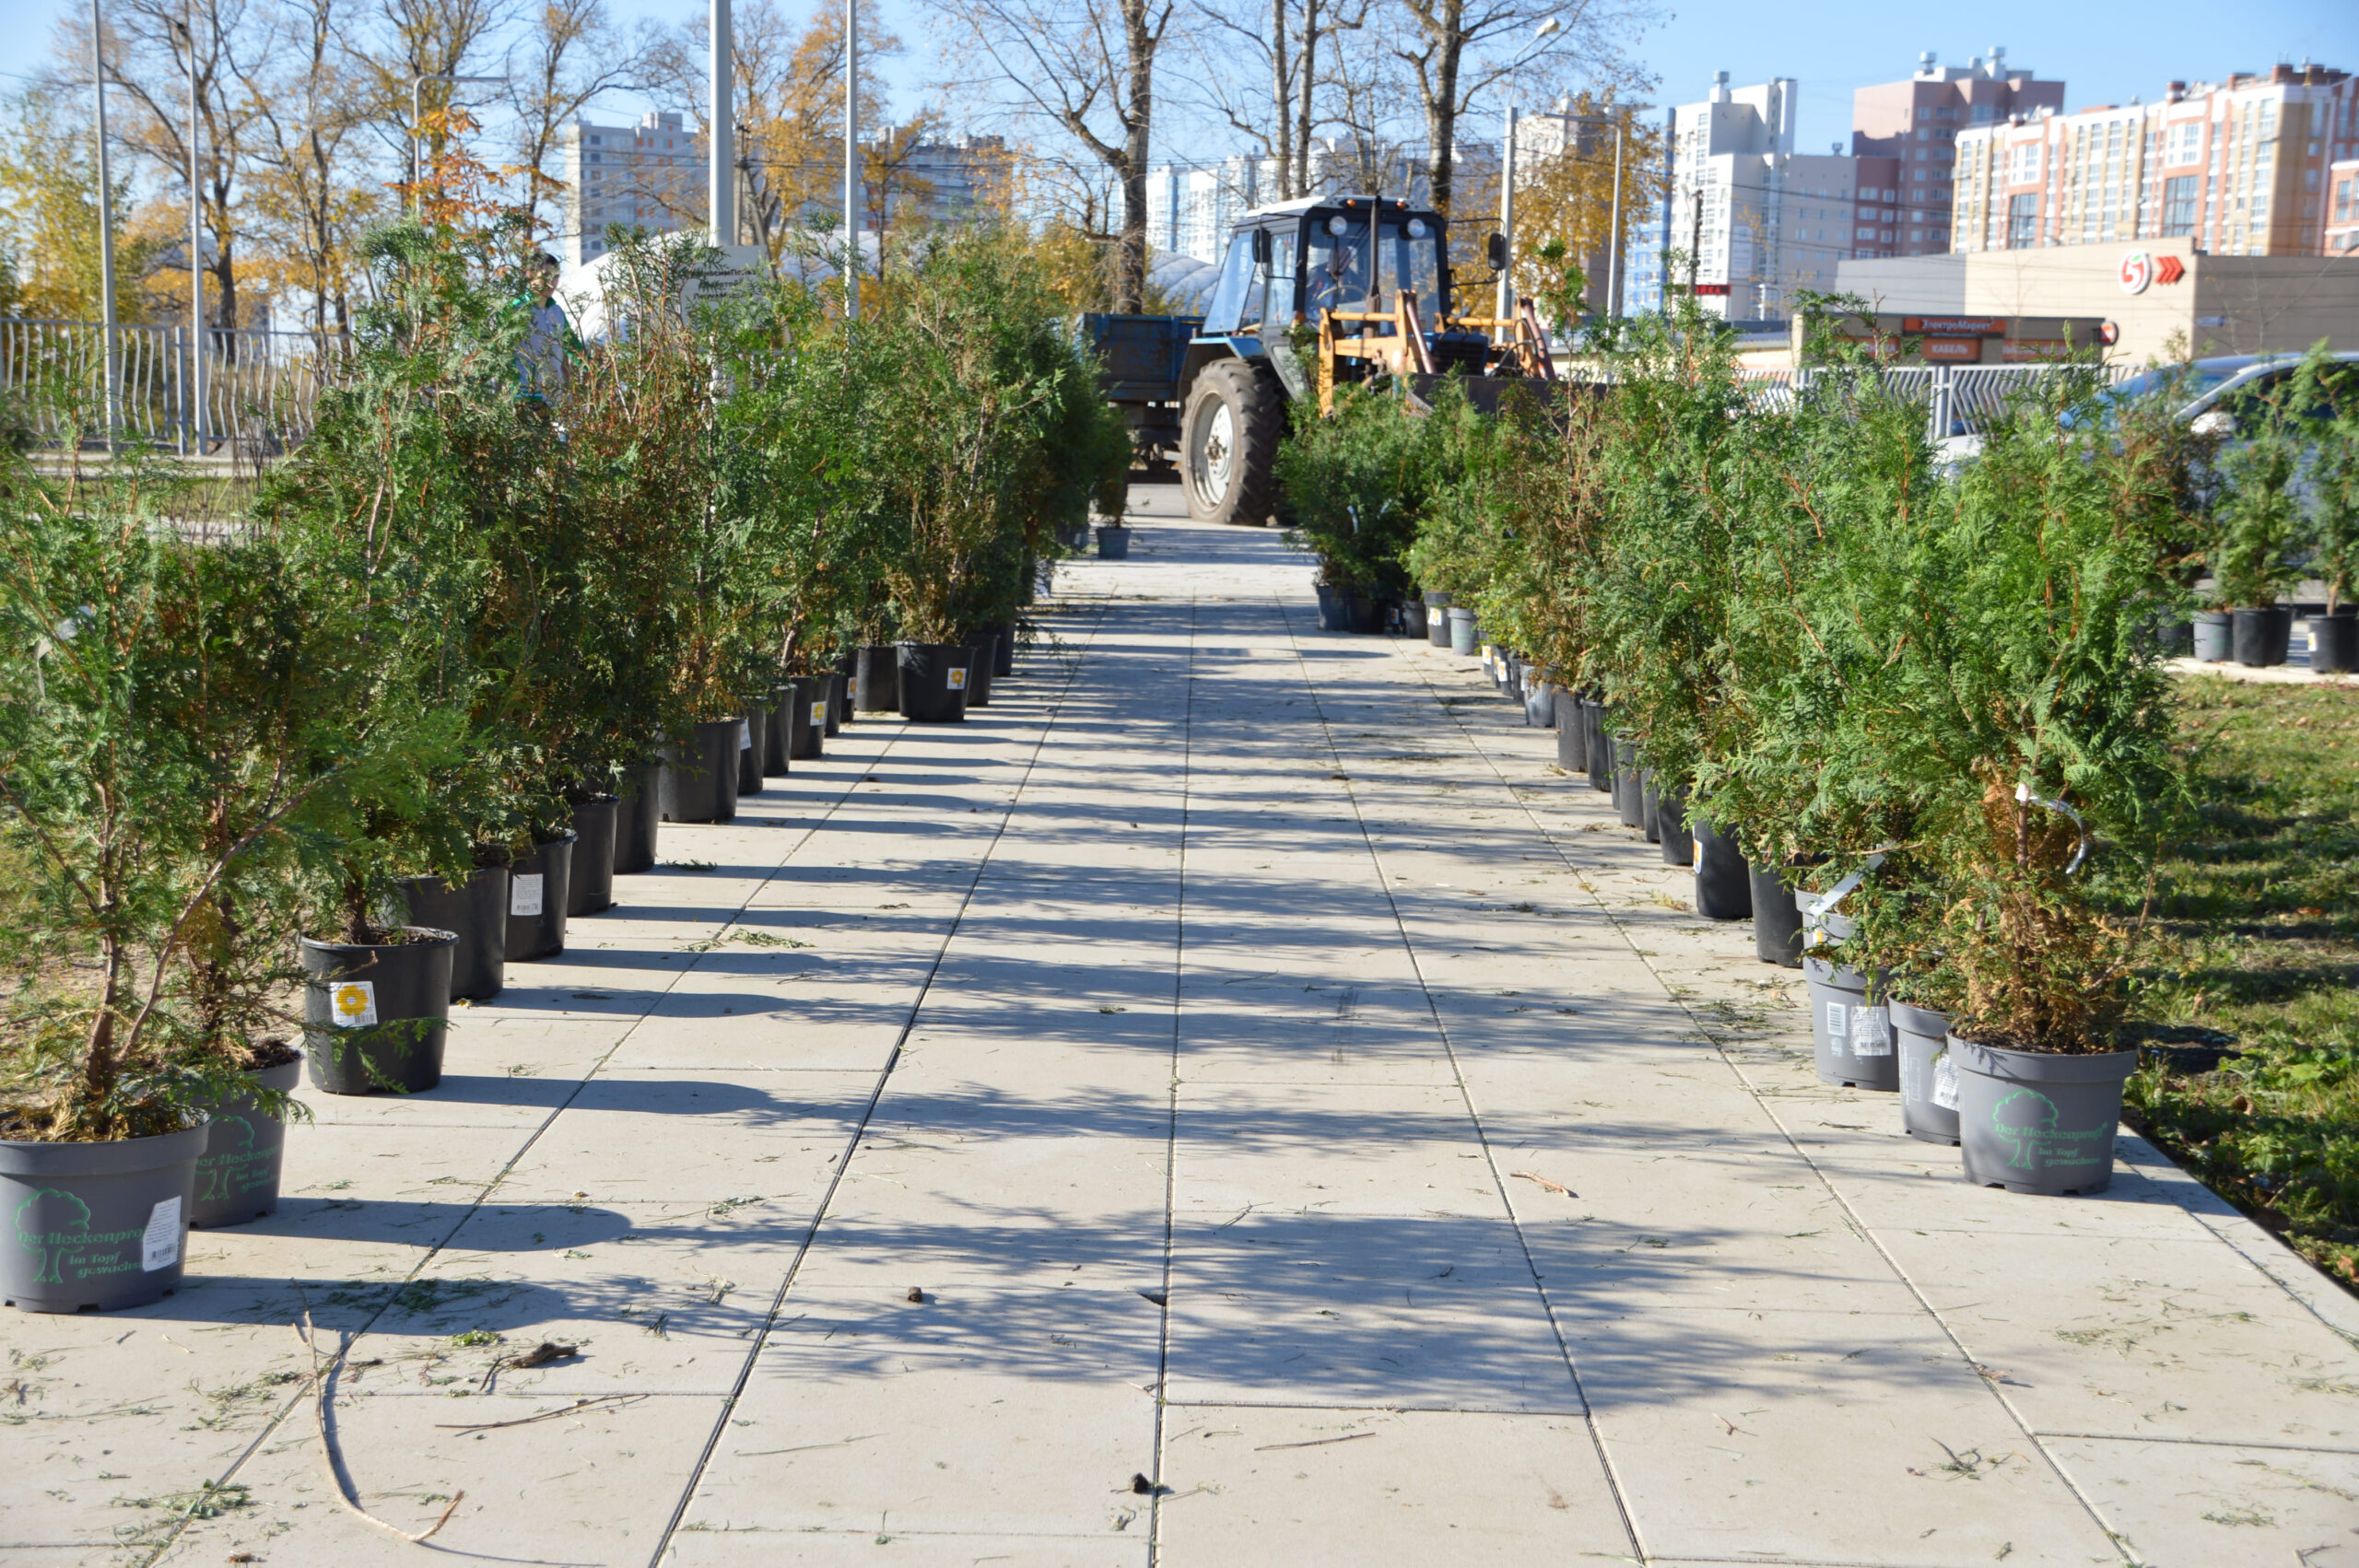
[[1084, 194, 1554, 526]]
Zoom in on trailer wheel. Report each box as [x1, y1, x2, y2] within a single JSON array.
[[1182, 358, 1285, 526]]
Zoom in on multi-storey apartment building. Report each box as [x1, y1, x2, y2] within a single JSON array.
[[560, 111, 704, 266], [1849, 48, 2063, 258], [1643, 74, 1857, 322], [1952, 62, 2358, 256], [559, 114, 1009, 265], [2331, 158, 2359, 253]]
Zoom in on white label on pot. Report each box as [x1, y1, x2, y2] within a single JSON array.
[[511, 873, 545, 917], [142, 1198, 182, 1270], [1931, 1051, 1960, 1109], [811, 701, 827, 726], [1850, 1004, 1893, 1057], [330, 979, 378, 1028], [947, 667, 968, 690], [1825, 1000, 1848, 1045], [738, 720, 752, 751]]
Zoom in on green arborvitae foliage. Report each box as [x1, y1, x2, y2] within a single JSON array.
[[0, 455, 328, 1140], [1278, 381, 1443, 598]]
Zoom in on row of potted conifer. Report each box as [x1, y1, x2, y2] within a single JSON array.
[[0, 222, 1126, 1312]]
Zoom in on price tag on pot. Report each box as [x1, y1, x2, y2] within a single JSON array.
[[738, 720, 752, 751], [511, 873, 545, 917], [947, 667, 968, 691], [1850, 1004, 1893, 1057], [142, 1197, 182, 1270], [1825, 1000, 1847, 1046], [330, 980, 378, 1028], [1931, 1050, 1960, 1109], [811, 701, 828, 726]]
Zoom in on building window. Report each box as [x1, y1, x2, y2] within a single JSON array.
[[2008, 192, 2040, 247], [2010, 143, 2042, 183]]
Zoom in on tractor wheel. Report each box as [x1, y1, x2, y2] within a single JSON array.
[[1181, 358, 1285, 526]]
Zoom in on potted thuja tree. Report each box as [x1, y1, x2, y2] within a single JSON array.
[[258, 221, 498, 1096], [0, 463, 334, 1308], [1882, 370, 2183, 1194]]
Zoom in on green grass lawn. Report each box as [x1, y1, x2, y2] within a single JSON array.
[[2097, 676, 2359, 1291]]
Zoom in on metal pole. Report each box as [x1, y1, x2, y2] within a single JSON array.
[[186, 0, 204, 453], [842, 0, 859, 320], [710, 0, 734, 247], [91, 0, 118, 450], [411, 77, 422, 212], [1496, 102, 1516, 322], [1605, 120, 1624, 319]]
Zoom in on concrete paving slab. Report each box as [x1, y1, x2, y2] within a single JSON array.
[[1155, 1406, 1636, 1564]]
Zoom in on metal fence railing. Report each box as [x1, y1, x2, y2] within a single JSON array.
[[0, 318, 350, 458], [1734, 363, 2145, 439]]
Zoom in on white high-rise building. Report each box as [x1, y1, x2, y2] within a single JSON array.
[[1642, 73, 1856, 323]]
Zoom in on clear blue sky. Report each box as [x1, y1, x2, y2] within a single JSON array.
[[6, 0, 2355, 160]]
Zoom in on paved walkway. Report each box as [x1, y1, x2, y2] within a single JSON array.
[[10, 496, 2359, 1568]]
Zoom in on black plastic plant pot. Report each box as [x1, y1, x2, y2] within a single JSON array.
[[736, 709, 766, 797], [825, 671, 848, 735], [1555, 693, 1582, 769], [1952, 1036, 2137, 1195], [1097, 524, 1132, 558], [1586, 705, 1614, 794], [967, 634, 999, 706], [1893, 1000, 1960, 1144], [787, 676, 827, 759], [898, 642, 972, 723], [567, 796, 618, 918], [399, 864, 508, 1001], [614, 761, 661, 875], [1522, 673, 1552, 728], [1426, 593, 1453, 648], [1401, 600, 1429, 639], [2232, 605, 2294, 668], [1346, 595, 1387, 635], [1448, 607, 1478, 655], [1614, 743, 1644, 828], [1801, 955, 1898, 1091], [992, 624, 1015, 678], [764, 686, 794, 774], [856, 647, 901, 711], [660, 719, 740, 824], [193, 1056, 301, 1229], [1693, 817, 1752, 920], [2313, 610, 2359, 673], [1640, 774, 1661, 844], [2193, 610, 2232, 662], [1659, 785, 1694, 866], [1750, 862, 1805, 966], [1, 1121, 206, 1313], [1314, 583, 1342, 632], [505, 831, 576, 962], [301, 929, 457, 1096]]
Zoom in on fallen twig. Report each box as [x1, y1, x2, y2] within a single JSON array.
[[293, 1314, 465, 1544], [1510, 1172, 1576, 1197], [433, 1394, 647, 1433], [1251, 1431, 1377, 1452]]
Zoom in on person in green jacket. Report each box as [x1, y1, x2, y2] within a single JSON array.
[[512, 252, 581, 403]]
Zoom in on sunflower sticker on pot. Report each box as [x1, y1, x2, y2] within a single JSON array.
[[330, 979, 378, 1028], [947, 668, 968, 691]]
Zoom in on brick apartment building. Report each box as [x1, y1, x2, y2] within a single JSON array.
[[1952, 62, 2358, 257], [1848, 48, 2063, 259]]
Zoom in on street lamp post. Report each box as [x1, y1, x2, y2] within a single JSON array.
[[90, 0, 117, 450], [1495, 17, 1559, 322], [842, 0, 859, 320], [183, 0, 204, 453]]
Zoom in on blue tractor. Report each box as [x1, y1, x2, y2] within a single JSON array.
[[1083, 194, 1545, 526]]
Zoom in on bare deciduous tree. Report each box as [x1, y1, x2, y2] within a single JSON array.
[[922, 0, 1171, 310]]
